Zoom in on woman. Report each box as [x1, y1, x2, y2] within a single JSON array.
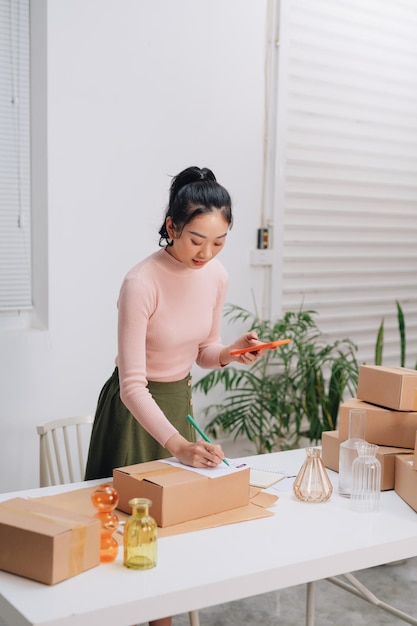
[[85, 166, 260, 626]]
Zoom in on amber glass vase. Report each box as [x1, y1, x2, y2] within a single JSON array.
[[91, 483, 120, 563], [293, 447, 333, 503]]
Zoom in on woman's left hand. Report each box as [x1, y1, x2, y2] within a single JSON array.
[[219, 332, 262, 367]]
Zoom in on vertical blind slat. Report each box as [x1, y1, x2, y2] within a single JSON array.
[[0, 0, 32, 311]]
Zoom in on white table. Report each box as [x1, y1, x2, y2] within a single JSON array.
[[1, 448, 416, 626]]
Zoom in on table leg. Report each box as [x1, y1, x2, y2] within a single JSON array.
[[188, 610, 200, 626], [306, 581, 316, 626], [326, 573, 417, 626]]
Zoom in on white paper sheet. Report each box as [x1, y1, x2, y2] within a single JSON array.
[[160, 457, 249, 478]]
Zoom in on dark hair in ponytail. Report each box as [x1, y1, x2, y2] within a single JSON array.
[[158, 166, 233, 246]]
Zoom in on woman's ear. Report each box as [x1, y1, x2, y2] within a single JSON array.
[[165, 217, 176, 240]]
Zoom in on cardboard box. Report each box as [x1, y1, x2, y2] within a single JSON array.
[[414, 432, 417, 470], [0, 497, 100, 585], [321, 430, 340, 473], [321, 430, 413, 490], [113, 460, 250, 527], [339, 398, 417, 449], [395, 454, 417, 513], [357, 365, 417, 411]]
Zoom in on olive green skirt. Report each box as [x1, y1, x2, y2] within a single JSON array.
[[84, 368, 195, 480]]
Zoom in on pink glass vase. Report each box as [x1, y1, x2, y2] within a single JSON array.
[[293, 447, 333, 503]]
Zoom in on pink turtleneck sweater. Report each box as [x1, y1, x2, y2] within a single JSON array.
[[116, 248, 229, 446]]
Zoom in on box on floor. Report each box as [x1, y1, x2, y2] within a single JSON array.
[[0, 497, 101, 584], [395, 454, 417, 513], [321, 430, 413, 491], [113, 460, 250, 527], [339, 398, 417, 449], [357, 364, 417, 411]]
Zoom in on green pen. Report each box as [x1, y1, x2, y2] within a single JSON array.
[[186, 414, 230, 466]]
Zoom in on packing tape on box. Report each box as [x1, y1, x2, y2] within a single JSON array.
[[69, 525, 88, 577], [7, 505, 89, 530], [131, 466, 182, 480]]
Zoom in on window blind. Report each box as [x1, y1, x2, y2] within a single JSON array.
[[0, 0, 32, 311], [276, 0, 417, 367]]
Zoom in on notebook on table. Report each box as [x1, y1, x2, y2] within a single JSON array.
[[249, 468, 286, 489]]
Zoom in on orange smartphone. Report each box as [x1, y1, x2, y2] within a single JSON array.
[[230, 338, 290, 356]]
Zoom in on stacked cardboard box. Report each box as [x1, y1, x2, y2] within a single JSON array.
[[321, 430, 412, 491], [395, 453, 417, 513], [322, 365, 417, 510], [356, 365, 417, 412], [338, 397, 417, 449]]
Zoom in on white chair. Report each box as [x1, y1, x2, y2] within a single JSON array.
[[36, 415, 200, 626], [36, 415, 94, 487]]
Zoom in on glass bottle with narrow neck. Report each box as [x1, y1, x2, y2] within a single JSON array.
[[123, 498, 157, 570], [338, 409, 366, 497]]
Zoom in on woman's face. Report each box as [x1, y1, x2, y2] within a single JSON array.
[[166, 210, 229, 270]]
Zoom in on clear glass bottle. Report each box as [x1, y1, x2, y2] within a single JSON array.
[[351, 443, 381, 513], [123, 498, 157, 570], [293, 447, 333, 503], [338, 409, 366, 497]]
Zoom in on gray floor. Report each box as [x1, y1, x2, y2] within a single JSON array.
[[167, 558, 417, 626]]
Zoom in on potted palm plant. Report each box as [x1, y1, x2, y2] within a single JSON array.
[[374, 300, 417, 369], [194, 305, 359, 453]]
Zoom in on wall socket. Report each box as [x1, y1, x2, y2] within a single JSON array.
[[250, 249, 274, 266]]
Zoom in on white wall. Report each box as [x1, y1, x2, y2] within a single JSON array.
[[0, 0, 268, 492]]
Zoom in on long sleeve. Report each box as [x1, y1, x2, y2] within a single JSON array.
[[116, 249, 228, 445]]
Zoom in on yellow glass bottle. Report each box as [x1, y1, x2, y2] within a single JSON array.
[[123, 498, 157, 570]]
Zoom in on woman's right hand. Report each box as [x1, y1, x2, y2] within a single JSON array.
[[164, 433, 226, 468]]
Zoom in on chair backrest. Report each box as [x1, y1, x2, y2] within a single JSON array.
[[36, 415, 94, 487]]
